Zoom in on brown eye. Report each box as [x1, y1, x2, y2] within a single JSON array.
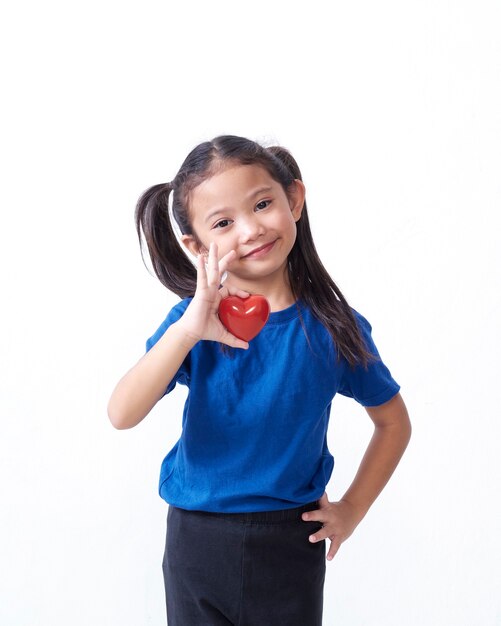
[[256, 200, 271, 211], [214, 219, 232, 229]]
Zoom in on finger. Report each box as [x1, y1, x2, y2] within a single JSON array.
[[221, 331, 249, 350], [219, 249, 237, 274], [196, 253, 208, 290], [219, 285, 229, 299], [308, 526, 328, 543], [301, 493, 330, 523], [206, 242, 220, 286], [318, 492, 330, 507], [226, 286, 250, 298], [326, 537, 341, 561], [301, 509, 322, 523], [218, 285, 250, 300]]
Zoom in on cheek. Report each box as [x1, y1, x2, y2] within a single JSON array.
[[279, 214, 298, 238], [280, 207, 298, 226], [206, 236, 235, 259], [188, 225, 209, 254]]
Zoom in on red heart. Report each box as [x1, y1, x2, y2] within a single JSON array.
[[218, 295, 270, 341]]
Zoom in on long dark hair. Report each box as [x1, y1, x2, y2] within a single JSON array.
[[135, 135, 378, 370]]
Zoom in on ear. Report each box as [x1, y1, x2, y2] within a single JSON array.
[[288, 179, 306, 222], [181, 234, 208, 258]]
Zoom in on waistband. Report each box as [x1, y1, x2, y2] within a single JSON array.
[[170, 501, 319, 524]]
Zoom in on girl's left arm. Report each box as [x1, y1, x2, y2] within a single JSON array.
[[302, 392, 411, 561]]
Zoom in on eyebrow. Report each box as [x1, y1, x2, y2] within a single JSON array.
[[204, 186, 273, 224]]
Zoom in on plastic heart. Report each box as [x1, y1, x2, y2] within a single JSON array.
[[218, 295, 270, 342]]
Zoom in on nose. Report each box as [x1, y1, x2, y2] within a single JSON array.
[[238, 215, 264, 244]]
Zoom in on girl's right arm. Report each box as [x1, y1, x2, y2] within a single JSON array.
[[107, 243, 248, 430], [107, 322, 199, 430]]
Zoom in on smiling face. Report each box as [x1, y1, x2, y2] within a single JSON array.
[[181, 163, 305, 295]]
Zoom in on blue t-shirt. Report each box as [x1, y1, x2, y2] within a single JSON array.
[[146, 299, 400, 513]]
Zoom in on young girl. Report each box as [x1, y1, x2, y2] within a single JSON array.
[[108, 135, 411, 626]]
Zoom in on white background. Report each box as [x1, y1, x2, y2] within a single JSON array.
[[1, 1, 500, 624]]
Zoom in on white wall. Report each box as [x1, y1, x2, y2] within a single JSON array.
[[1, 1, 500, 624]]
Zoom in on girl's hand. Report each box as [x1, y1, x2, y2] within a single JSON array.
[[177, 242, 250, 349], [302, 493, 364, 561]]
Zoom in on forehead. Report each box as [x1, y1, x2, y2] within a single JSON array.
[[188, 164, 281, 215]]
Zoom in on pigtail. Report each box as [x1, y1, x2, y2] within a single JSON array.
[[135, 182, 196, 298], [268, 145, 378, 370]]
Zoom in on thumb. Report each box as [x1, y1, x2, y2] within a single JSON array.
[[319, 492, 330, 508], [220, 329, 249, 351]]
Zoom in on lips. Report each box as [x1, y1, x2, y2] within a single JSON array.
[[242, 240, 277, 259]]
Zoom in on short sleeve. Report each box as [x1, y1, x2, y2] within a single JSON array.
[[145, 298, 192, 395], [337, 309, 400, 407]]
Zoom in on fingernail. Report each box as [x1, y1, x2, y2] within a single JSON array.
[[220, 271, 228, 284], [302, 514, 309, 521], [310, 536, 316, 543]]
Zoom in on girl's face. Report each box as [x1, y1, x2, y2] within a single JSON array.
[[182, 164, 305, 292]]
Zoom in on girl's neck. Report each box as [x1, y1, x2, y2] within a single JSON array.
[[224, 269, 296, 312]]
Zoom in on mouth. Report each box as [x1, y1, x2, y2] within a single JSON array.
[[242, 240, 277, 259]]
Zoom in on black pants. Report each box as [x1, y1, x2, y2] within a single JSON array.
[[163, 502, 326, 626]]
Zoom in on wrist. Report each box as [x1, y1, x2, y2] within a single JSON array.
[[339, 497, 370, 525], [168, 320, 201, 350]]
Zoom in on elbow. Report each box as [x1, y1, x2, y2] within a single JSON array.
[[399, 405, 412, 450], [401, 400, 412, 438], [402, 415, 412, 449], [107, 400, 135, 430], [395, 397, 412, 444]]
